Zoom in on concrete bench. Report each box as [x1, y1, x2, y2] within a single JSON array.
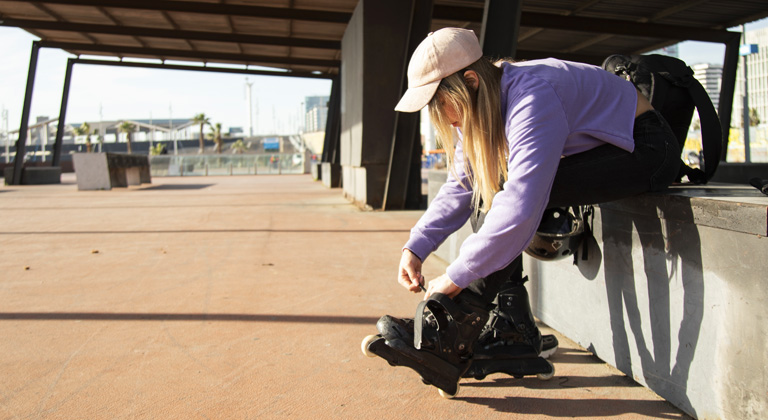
[[72, 152, 151, 190], [427, 168, 768, 419]]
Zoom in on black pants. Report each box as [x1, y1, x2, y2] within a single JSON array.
[[463, 110, 680, 306]]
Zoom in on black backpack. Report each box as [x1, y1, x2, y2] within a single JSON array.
[[602, 54, 722, 184]]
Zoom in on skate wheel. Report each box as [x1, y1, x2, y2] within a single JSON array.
[[361, 335, 378, 358], [537, 360, 555, 380], [438, 383, 459, 399]]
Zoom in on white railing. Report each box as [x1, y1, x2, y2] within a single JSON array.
[[149, 153, 309, 177]]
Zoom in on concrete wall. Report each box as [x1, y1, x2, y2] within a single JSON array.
[[428, 170, 768, 419], [525, 188, 768, 420], [340, 0, 413, 209]]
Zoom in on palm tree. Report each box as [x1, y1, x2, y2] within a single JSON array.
[[118, 121, 136, 153], [229, 139, 249, 154], [207, 122, 223, 154], [150, 143, 167, 155], [72, 122, 92, 152], [192, 113, 210, 153]]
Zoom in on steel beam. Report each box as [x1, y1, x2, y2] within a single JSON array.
[[10, 41, 41, 185], [1, 0, 351, 23], [520, 12, 737, 43], [432, 5, 484, 22], [1, 1, 740, 45], [322, 75, 341, 165], [433, 6, 737, 44], [36, 41, 340, 69], [71, 58, 333, 79], [0, 18, 341, 50], [480, 0, 522, 58], [52, 58, 74, 167], [383, 0, 433, 210], [719, 33, 741, 160]]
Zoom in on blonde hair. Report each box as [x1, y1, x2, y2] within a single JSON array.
[[428, 58, 507, 213]]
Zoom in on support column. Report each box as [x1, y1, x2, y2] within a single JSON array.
[[382, 0, 433, 210], [719, 33, 741, 160], [321, 75, 341, 187], [10, 41, 41, 185], [340, 0, 418, 209], [52, 58, 75, 167], [480, 0, 523, 59]]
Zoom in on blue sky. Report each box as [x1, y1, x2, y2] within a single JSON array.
[[1, 17, 767, 135]]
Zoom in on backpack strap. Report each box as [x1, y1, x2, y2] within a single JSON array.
[[654, 70, 722, 183], [687, 79, 723, 182]]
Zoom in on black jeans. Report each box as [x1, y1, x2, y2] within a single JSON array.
[[463, 110, 680, 305]]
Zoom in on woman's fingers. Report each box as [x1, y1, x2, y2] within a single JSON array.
[[398, 250, 424, 293]]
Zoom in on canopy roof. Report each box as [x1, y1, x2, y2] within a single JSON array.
[[1, 0, 766, 76]]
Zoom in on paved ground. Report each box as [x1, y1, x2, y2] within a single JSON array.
[[0, 174, 692, 419]]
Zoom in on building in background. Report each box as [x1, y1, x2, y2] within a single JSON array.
[[303, 95, 329, 133], [732, 26, 768, 127], [692, 63, 723, 111]]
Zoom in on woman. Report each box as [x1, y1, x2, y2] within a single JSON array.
[[366, 27, 680, 396]]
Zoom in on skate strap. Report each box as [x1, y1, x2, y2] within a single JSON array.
[[414, 293, 461, 350]]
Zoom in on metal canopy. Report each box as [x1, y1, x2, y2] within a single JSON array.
[[2, 0, 768, 74]]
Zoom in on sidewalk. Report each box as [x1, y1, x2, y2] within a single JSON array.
[[0, 174, 692, 419]]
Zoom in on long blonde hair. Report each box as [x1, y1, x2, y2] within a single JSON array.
[[428, 58, 506, 213]]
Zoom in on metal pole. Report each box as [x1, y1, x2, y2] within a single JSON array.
[[245, 77, 254, 138], [719, 33, 740, 160], [11, 41, 41, 185], [2, 108, 8, 163], [52, 58, 75, 167], [741, 25, 751, 163], [149, 111, 154, 152], [41, 122, 48, 162], [382, 0, 433, 210], [98, 103, 103, 152], [170, 104, 177, 155]]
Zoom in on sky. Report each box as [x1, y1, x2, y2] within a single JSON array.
[[1, 17, 767, 137], [0, 27, 333, 136]]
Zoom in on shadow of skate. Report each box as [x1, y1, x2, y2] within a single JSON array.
[[461, 374, 643, 390]]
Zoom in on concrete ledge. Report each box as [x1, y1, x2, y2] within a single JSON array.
[[3, 166, 62, 185], [709, 162, 768, 185], [602, 183, 768, 236], [321, 162, 341, 188], [427, 168, 768, 419], [529, 188, 768, 420]]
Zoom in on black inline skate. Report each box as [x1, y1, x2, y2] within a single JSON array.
[[361, 292, 489, 398], [463, 279, 556, 380]]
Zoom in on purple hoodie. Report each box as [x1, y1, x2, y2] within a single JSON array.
[[404, 59, 638, 288]]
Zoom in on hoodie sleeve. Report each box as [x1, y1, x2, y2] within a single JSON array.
[[403, 140, 474, 261]]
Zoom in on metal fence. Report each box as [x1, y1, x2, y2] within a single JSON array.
[[149, 153, 308, 177]]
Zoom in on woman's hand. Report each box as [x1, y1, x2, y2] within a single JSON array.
[[398, 249, 424, 293], [424, 274, 461, 300]]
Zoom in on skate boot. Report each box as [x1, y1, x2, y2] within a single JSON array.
[[361, 293, 489, 398], [463, 281, 556, 380]]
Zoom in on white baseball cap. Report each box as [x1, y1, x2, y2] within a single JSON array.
[[394, 27, 483, 113]]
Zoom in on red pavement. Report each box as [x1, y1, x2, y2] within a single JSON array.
[[0, 174, 691, 419]]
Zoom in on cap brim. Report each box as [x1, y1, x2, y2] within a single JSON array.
[[394, 80, 440, 113]]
